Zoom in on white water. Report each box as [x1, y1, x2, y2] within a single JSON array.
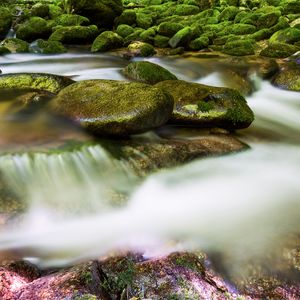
[[0, 54, 299, 273]]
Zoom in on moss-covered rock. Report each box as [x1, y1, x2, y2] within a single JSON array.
[[116, 24, 134, 38], [140, 27, 156, 42], [158, 22, 184, 37], [69, 0, 123, 28], [30, 3, 49, 18], [91, 31, 123, 52], [155, 80, 254, 129], [175, 4, 200, 16], [282, 0, 300, 14], [123, 28, 144, 45], [136, 12, 153, 29], [154, 34, 170, 47], [218, 6, 239, 22], [29, 39, 67, 54], [114, 10, 136, 26], [49, 4, 63, 19], [0, 7, 12, 39], [272, 67, 300, 91], [0, 46, 10, 55], [260, 42, 300, 57], [269, 27, 300, 44], [222, 39, 255, 56], [0, 73, 74, 94], [169, 26, 192, 48], [189, 35, 209, 50], [123, 61, 177, 84], [1, 38, 29, 53], [55, 14, 90, 26], [231, 24, 257, 35], [49, 80, 174, 136], [127, 41, 156, 57], [16, 17, 52, 42], [49, 25, 99, 44]]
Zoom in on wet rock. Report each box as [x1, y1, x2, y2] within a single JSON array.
[[158, 22, 184, 37], [0, 7, 12, 39], [116, 24, 134, 38], [91, 31, 123, 52], [49, 80, 174, 136], [16, 17, 52, 42], [70, 0, 123, 29], [30, 3, 49, 18], [218, 6, 239, 22], [114, 10, 136, 27], [0, 47, 10, 55], [0, 73, 74, 94], [0, 38, 29, 53], [154, 34, 170, 47], [272, 67, 300, 91], [123, 61, 177, 84], [127, 41, 156, 57], [49, 25, 99, 44], [155, 80, 254, 129], [269, 27, 300, 44], [29, 39, 67, 54], [189, 35, 210, 50], [55, 14, 90, 27], [222, 39, 256, 56], [260, 42, 300, 58], [169, 26, 193, 48]]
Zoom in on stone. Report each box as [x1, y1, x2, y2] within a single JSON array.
[[260, 42, 300, 58], [0, 7, 12, 39], [55, 14, 90, 26], [158, 22, 184, 37], [169, 26, 192, 48], [155, 80, 254, 129], [123, 61, 177, 84], [0, 73, 74, 94], [49, 25, 99, 44], [69, 0, 123, 28], [0, 38, 29, 53], [30, 3, 49, 18], [91, 31, 123, 52], [272, 67, 300, 91], [49, 80, 174, 136], [127, 41, 156, 57], [116, 24, 134, 38], [269, 27, 300, 45], [222, 39, 256, 56], [29, 39, 67, 54], [0, 47, 10, 55]]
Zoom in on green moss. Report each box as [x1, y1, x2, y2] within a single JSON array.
[[55, 14, 90, 26], [29, 39, 67, 54], [140, 27, 156, 42], [0, 46, 10, 55], [136, 12, 153, 29], [30, 3, 49, 18], [158, 22, 184, 37], [123, 61, 177, 84], [189, 35, 209, 50], [218, 6, 239, 22], [154, 34, 170, 47], [115, 10, 136, 26], [260, 42, 300, 57], [198, 100, 215, 112], [128, 41, 156, 57], [272, 67, 300, 91], [123, 28, 144, 44], [269, 27, 300, 44], [175, 4, 200, 16], [0, 7, 12, 39], [169, 26, 192, 48], [222, 39, 255, 56], [1, 38, 29, 53], [116, 24, 134, 38], [91, 31, 123, 52]]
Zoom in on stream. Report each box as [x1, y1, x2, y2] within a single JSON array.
[[0, 51, 299, 272]]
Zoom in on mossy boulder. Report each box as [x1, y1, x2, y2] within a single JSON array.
[[127, 41, 156, 57], [29, 39, 67, 54], [30, 3, 49, 18], [155, 80, 254, 129], [154, 34, 170, 47], [189, 35, 210, 50], [169, 26, 192, 48], [69, 0, 123, 28], [218, 6, 239, 22], [269, 27, 300, 44], [136, 12, 153, 29], [123, 61, 177, 84], [1, 38, 29, 53], [114, 10, 136, 26], [175, 4, 200, 16], [260, 42, 300, 57], [222, 39, 255, 56], [231, 24, 257, 35], [91, 31, 123, 52], [272, 67, 300, 91], [0, 73, 74, 94], [49, 80, 174, 136], [16, 17, 52, 42], [158, 22, 184, 37], [49, 25, 99, 44], [140, 27, 156, 42], [49, 4, 63, 19], [282, 0, 300, 14], [116, 24, 134, 38], [55, 14, 90, 26], [0, 46, 10, 55], [0, 7, 12, 39]]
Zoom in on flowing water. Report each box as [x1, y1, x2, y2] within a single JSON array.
[[0, 52, 299, 274]]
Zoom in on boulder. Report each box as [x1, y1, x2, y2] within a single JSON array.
[[222, 39, 256, 56], [0, 7, 12, 39], [127, 41, 156, 57], [155, 80, 254, 129], [29, 39, 67, 54], [269, 27, 300, 44], [0, 73, 74, 94], [54, 14, 90, 26], [91, 31, 123, 52], [1, 38, 29, 53], [122, 61, 177, 84], [69, 0, 123, 28], [260, 42, 300, 58], [49, 80, 174, 136], [272, 67, 300, 91], [30, 3, 49, 18]]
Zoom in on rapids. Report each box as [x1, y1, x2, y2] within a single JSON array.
[[0, 52, 299, 274]]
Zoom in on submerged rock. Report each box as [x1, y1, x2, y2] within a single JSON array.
[[0, 73, 74, 94], [49, 80, 174, 136], [123, 61, 177, 84], [155, 80, 254, 129], [272, 67, 300, 91]]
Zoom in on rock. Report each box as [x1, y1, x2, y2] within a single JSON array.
[[282, 0, 300, 14], [0, 38, 29, 53], [155, 80, 254, 129], [0, 7, 12, 39], [260, 42, 300, 58], [16, 17, 52, 42], [136, 12, 153, 29], [127, 41, 156, 57], [272, 67, 300, 91], [29, 39, 67, 54], [49, 80, 174, 136], [140, 27, 156, 43], [54, 14, 90, 26], [222, 39, 256, 56], [116, 24, 134, 38], [70, 0, 123, 28], [218, 6, 239, 22], [49, 25, 99, 44], [91, 31, 123, 52], [175, 4, 200, 15], [169, 26, 193, 48], [189, 35, 210, 50], [30, 3, 49, 18], [154, 34, 170, 47], [269, 27, 300, 44], [114, 10, 136, 26], [48, 4, 63, 19], [0, 47, 10, 55], [0, 73, 74, 94], [158, 22, 184, 37], [122, 61, 177, 84]]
